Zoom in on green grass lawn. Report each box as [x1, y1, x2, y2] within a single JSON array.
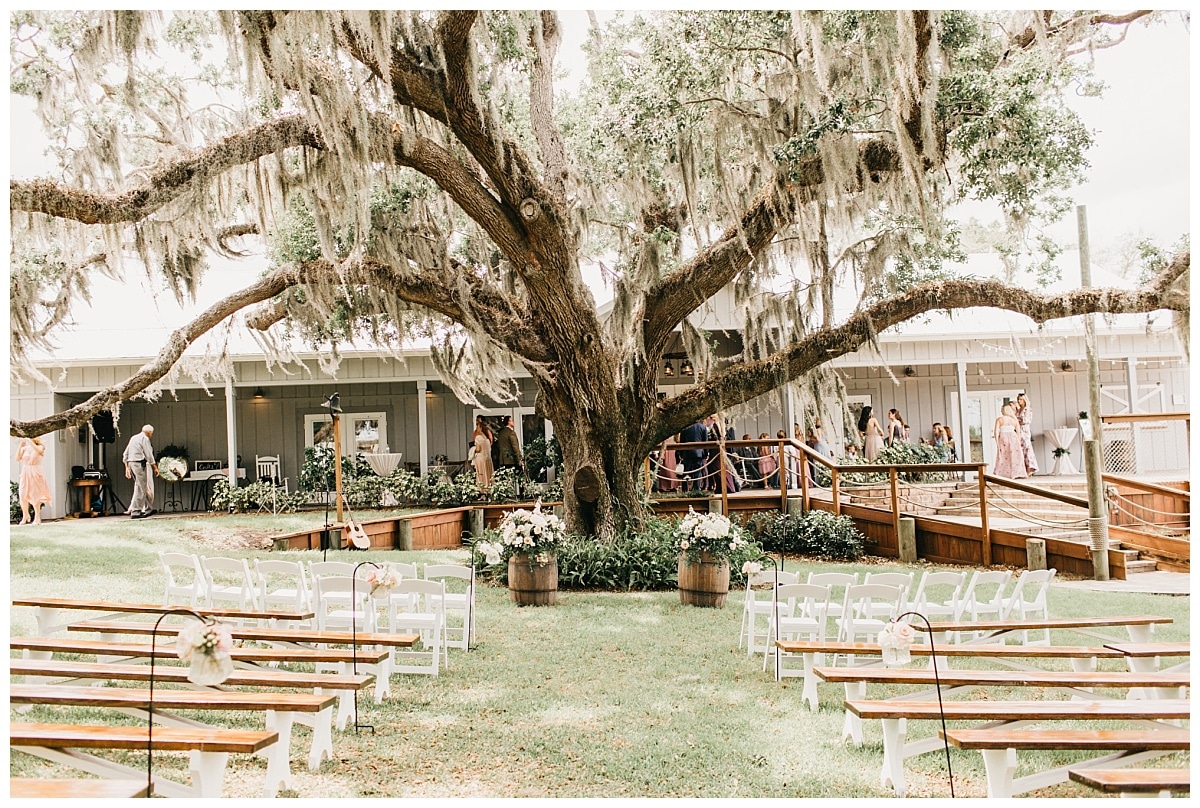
[[9, 512, 1191, 797]]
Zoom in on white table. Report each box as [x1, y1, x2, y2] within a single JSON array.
[[364, 452, 404, 477], [1043, 428, 1079, 475]]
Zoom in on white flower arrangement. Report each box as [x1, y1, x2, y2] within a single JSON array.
[[175, 620, 234, 685], [364, 565, 402, 598], [675, 507, 748, 563], [477, 500, 565, 567], [877, 620, 916, 666], [157, 456, 188, 482]]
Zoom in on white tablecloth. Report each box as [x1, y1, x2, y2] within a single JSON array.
[[1043, 428, 1079, 475], [365, 452, 404, 477], [184, 467, 246, 481]]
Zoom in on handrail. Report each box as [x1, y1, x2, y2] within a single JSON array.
[[1100, 412, 1190, 424], [1102, 473, 1190, 501], [982, 474, 1090, 510]]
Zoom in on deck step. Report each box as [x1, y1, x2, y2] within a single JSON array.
[[1124, 559, 1160, 574]]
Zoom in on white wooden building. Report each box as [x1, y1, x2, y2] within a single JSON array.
[[10, 308, 1189, 520]]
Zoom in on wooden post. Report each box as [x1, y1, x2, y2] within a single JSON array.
[[469, 508, 485, 538], [799, 447, 809, 512], [333, 412, 343, 523], [778, 441, 788, 512], [889, 466, 901, 550], [786, 496, 803, 516], [977, 464, 991, 565], [718, 445, 729, 516], [831, 467, 841, 516], [897, 517, 917, 563], [396, 518, 413, 551], [1026, 537, 1047, 571], [801, 455, 811, 514]]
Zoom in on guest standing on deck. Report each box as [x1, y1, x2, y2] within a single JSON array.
[[992, 404, 1027, 479], [471, 416, 495, 489], [859, 406, 885, 461], [1015, 393, 1039, 475]]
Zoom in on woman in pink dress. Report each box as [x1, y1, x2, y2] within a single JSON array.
[[16, 437, 52, 525], [657, 436, 678, 493], [757, 432, 779, 488], [858, 406, 886, 461], [1015, 393, 1039, 475], [992, 404, 1028, 479]]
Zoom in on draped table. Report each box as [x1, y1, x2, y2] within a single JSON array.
[[364, 452, 404, 477], [1043, 428, 1079, 475]]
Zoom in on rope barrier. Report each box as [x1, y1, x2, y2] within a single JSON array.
[[1108, 491, 1192, 518]]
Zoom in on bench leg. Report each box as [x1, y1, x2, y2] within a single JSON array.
[[879, 717, 909, 796], [801, 653, 819, 710], [263, 710, 294, 796], [980, 748, 1018, 799], [326, 686, 352, 732], [189, 750, 231, 798], [1126, 624, 1154, 643], [1070, 657, 1098, 700], [309, 705, 335, 771], [841, 681, 865, 746]]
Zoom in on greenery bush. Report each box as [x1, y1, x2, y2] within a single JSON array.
[[471, 514, 762, 591], [837, 441, 952, 484], [209, 478, 302, 514], [523, 435, 561, 483], [297, 444, 371, 492], [746, 509, 865, 560]]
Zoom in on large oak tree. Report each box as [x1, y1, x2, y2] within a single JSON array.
[[10, 10, 1188, 539]]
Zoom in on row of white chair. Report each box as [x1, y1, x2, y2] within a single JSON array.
[[741, 567, 1058, 664], [158, 553, 476, 675]]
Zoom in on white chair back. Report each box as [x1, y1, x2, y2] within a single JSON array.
[[423, 564, 475, 650], [910, 569, 968, 621], [386, 578, 447, 676], [741, 568, 800, 655], [254, 558, 312, 613], [312, 575, 375, 632], [961, 570, 1013, 619], [838, 583, 904, 643], [308, 560, 357, 582], [1002, 568, 1057, 644], [255, 455, 281, 485], [159, 552, 206, 608], [199, 556, 259, 611]]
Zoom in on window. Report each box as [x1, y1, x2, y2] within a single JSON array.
[[305, 412, 389, 454]]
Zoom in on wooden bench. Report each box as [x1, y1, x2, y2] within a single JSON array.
[[11, 684, 335, 796], [10, 721, 278, 798], [1069, 767, 1191, 797], [12, 634, 393, 666], [844, 699, 1191, 797], [13, 597, 314, 636], [67, 619, 419, 703], [10, 777, 151, 798], [813, 666, 1191, 746], [10, 657, 375, 739], [940, 728, 1191, 798], [914, 614, 1172, 646], [774, 640, 1128, 711]]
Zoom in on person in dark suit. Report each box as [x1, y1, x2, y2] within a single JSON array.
[[678, 419, 708, 491]]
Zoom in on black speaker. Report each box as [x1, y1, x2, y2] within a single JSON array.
[[91, 411, 116, 443]]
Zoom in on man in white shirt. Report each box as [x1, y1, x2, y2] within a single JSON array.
[[122, 424, 158, 518]]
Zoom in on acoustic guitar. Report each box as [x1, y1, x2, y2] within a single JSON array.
[[340, 495, 371, 550]]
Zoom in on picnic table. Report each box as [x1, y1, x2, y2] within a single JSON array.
[[12, 596, 314, 637]]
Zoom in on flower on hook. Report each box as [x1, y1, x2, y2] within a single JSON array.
[[365, 565, 402, 598], [476, 540, 503, 566], [176, 620, 234, 685], [877, 620, 915, 666]]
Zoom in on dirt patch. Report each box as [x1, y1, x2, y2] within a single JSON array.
[[183, 525, 278, 552]]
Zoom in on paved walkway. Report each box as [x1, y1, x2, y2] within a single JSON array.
[[1054, 570, 1190, 596]]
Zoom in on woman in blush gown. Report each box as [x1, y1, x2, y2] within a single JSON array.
[[1015, 393, 1039, 475], [992, 403, 1028, 479], [472, 416, 494, 489], [658, 436, 678, 493], [858, 406, 886, 461], [16, 437, 52, 525]]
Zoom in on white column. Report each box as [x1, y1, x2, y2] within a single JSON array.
[[225, 379, 239, 492], [417, 380, 429, 476], [956, 361, 971, 476], [783, 383, 796, 437]]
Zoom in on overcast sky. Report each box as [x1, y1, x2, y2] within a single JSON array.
[[6, 11, 1192, 362]]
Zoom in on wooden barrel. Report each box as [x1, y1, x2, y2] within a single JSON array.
[[677, 552, 730, 608], [508, 553, 558, 606]]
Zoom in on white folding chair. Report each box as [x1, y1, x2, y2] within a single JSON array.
[[253, 558, 313, 617], [771, 583, 831, 680], [959, 569, 1014, 640], [741, 568, 799, 656], [199, 556, 259, 612], [836, 583, 905, 644], [863, 571, 915, 616], [312, 575, 376, 633], [423, 563, 476, 651], [909, 569, 968, 623], [255, 454, 289, 514], [806, 572, 858, 657], [384, 578, 446, 676], [159, 552, 207, 608], [1001, 568, 1057, 645], [307, 560, 357, 582]]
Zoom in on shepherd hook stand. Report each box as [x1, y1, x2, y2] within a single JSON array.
[[351, 560, 382, 734]]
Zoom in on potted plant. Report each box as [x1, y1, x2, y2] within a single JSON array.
[[476, 501, 565, 606], [674, 507, 749, 608], [156, 444, 190, 482]]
